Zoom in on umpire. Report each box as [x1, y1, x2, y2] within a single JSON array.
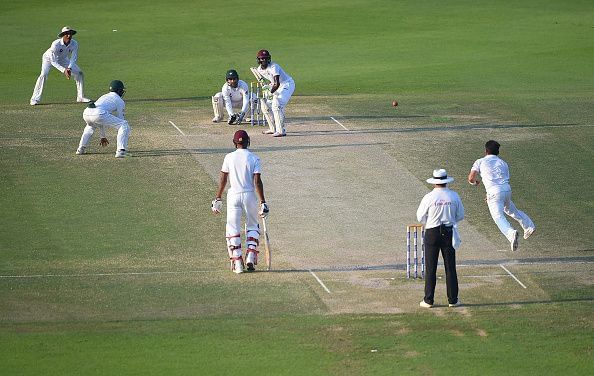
[[416, 169, 465, 308]]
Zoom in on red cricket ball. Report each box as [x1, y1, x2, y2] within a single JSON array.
[[392, 100, 398, 107]]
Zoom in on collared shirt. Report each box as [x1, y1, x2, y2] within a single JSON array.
[[417, 187, 464, 230], [256, 62, 293, 85], [43, 38, 79, 72], [471, 154, 511, 194], [221, 149, 262, 194], [221, 80, 249, 115]]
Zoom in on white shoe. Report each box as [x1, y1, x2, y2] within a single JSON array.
[[449, 299, 462, 307], [245, 251, 256, 272], [115, 149, 126, 158], [524, 227, 535, 240], [77, 97, 92, 103], [419, 300, 433, 308], [272, 132, 286, 137], [212, 117, 221, 123], [263, 129, 275, 135], [510, 230, 519, 252], [30, 100, 39, 106], [76, 147, 85, 155], [233, 259, 244, 274]]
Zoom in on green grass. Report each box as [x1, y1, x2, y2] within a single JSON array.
[[0, 0, 593, 374]]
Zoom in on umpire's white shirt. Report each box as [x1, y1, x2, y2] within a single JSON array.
[[471, 155, 511, 194], [417, 188, 464, 230], [221, 149, 261, 194]]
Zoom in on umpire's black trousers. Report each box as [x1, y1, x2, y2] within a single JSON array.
[[423, 225, 459, 305]]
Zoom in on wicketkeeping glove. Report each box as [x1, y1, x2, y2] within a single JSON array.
[[211, 198, 223, 214], [236, 112, 245, 124], [228, 114, 238, 125], [259, 202, 269, 218]]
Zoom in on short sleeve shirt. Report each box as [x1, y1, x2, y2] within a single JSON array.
[[221, 149, 262, 194], [471, 155, 511, 194]]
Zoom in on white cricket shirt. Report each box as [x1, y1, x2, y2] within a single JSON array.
[[91, 92, 126, 119], [416, 187, 465, 230], [43, 38, 79, 72], [471, 155, 511, 194], [221, 149, 262, 194], [221, 80, 249, 115], [256, 62, 293, 84]]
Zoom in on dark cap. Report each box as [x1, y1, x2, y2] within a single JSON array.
[[226, 69, 239, 80], [233, 130, 249, 144]]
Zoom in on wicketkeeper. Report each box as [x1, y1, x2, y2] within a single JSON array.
[[212, 130, 269, 273], [211, 69, 250, 125]]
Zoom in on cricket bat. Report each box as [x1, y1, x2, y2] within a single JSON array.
[[261, 216, 271, 271], [250, 67, 266, 83]]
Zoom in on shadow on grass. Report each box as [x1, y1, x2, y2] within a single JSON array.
[[130, 142, 387, 157]]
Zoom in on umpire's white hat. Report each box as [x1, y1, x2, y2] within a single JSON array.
[[426, 169, 454, 184]]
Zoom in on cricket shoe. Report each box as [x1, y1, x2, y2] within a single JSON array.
[[419, 300, 433, 308], [30, 100, 39, 106], [449, 299, 462, 307], [262, 129, 275, 135], [76, 147, 86, 155], [272, 132, 286, 137], [77, 97, 92, 103], [115, 149, 126, 158], [212, 116, 221, 123], [524, 227, 535, 240], [232, 259, 244, 274], [510, 230, 519, 252]]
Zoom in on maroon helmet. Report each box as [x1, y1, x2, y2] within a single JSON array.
[[257, 49, 271, 59], [233, 130, 250, 146]]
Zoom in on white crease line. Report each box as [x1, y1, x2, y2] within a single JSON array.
[[168, 120, 185, 136], [309, 269, 331, 293], [499, 264, 527, 289], [330, 116, 350, 131], [0, 270, 215, 278]]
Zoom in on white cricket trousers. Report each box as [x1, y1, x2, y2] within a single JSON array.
[[487, 190, 535, 241], [226, 191, 260, 256], [31, 59, 85, 103], [262, 79, 295, 134], [79, 108, 131, 151]]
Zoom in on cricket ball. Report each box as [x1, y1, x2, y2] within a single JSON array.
[[392, 100, 398, 107]]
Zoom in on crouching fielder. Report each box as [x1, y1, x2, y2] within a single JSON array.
[[255, 49, 295, 137], [212, 69, 250, 125], [76, 80, 130, 158], [211, 130, 269, 273]]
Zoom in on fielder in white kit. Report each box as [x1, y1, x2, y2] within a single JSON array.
[[255, 49, 295, 137], [212, 130, 269, 274], [212, 69, 250, 125], [468, 140, 535, 251], [30, 26, 91, 105], [76, 80, 131, 158]]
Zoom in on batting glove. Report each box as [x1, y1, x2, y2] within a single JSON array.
[[211, 198, 223, 214], [259, 202, 269, 218]]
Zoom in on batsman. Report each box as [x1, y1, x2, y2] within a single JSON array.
[[211, 130, 269, 274], [252, 49, 295, 137]]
